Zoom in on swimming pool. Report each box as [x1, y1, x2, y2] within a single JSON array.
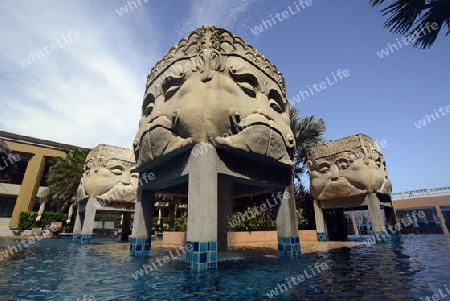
[[0, 235, 449, 300]]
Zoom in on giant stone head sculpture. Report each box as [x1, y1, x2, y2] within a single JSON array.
[[307, 134, 391, 201], [77, 144, 138, 203], [133, 24, 295, 170]]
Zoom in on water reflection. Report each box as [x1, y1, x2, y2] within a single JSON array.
[[0, 235, 448, 300]]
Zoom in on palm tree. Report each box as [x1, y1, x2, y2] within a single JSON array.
[[40, 147, 90, 212], [370, 0, 450, 48], [289, 108, 326, 181]]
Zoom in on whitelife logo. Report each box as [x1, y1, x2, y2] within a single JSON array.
[[18, 31, 81, 68]]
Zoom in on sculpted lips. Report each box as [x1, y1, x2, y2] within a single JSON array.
[[317, 178, 367, 200], [228, 112, 295, 149]]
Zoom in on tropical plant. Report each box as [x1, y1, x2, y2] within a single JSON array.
[[294, 182, 315, 230], [289, 107, 326, 180], [229, 206, 277, 231], [40, 147, 90, 212], [173, 216, 188, 232], [155, 193, 187, 229], [370, 0, 450, 48]]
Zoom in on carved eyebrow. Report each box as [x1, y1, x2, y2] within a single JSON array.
[[317, 161, 330, 169], [161, 73, 185, 101], [229, 71, 259, 88]]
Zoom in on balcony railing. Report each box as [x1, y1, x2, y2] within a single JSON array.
[[391, 187, 450, 200]]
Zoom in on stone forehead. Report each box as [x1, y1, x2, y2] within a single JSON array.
[[307, 134, 381, 162], [86, 144, 135, 164], [146, 24, 286, 97]]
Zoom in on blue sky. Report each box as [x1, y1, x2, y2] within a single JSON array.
[[0, 0, 448, 192]]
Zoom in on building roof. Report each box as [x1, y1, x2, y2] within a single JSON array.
[[0, 131, 83, 151]]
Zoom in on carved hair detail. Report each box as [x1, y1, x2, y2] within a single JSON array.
[[146, 24, 286, 98]]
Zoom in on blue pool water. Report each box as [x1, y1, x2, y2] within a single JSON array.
[[0, 235, 449, 300]]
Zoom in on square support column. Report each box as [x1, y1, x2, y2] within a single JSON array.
[[217, 180, 232, 252], [313, 199, 329, 241], [72, 208, 82, 242], [130, 188, 155, 257], [80, 198, 97, 244], [384, 203, 401, 240], [121, 213, 131, 242], [366, 193, 388, 242], [275, 180, 301, 257], [186, 144, 218, 271]]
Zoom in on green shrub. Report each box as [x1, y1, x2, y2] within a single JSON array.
[[18, 211, 68, 230], [18, 211, 123, 230], [229, 207, 276, 231], [94, 214, 122, 228], [228, 207, 308, 231], [297, 208, 308, 230], [173, 216, 188, 232]]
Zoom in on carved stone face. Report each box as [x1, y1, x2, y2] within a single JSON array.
[[307, 134, 391, 201], [133, 25, 294, 170], [77, 145, 138, 203]]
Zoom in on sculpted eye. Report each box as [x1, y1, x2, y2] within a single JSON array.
[[110, 165, 124, 175], [229, 67, 258, 98], [143, 93, 155, 116], [162, 75, 185, 101], [318, 162, 330, 173], [268, 89, 285, 114], [336, 158, 351, 170], [130, 169, 139, 178], [237, 81, 256, 97], [375, 157, 382, 168]]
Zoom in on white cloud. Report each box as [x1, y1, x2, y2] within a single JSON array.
[[0, 1, 159, 149], [177, 0, 258, 36]]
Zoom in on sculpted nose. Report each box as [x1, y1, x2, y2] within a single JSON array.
[[330, 165, 339, 180]]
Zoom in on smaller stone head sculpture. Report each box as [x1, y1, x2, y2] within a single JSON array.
[[307, 134, 391, 201], [77, 145, 138, 203]]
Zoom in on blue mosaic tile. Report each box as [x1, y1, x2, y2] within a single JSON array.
[[277, 236, 301, 258], [129, 236, 151, 257], [209, 241, 216, 251], [186, 241, 217, 271], [186, 251, 192, 262], [199, 252, 207, 263], [80, 234, 93, 245], [199, 242, 207, 252], [207, 252, 216, 262], [208, 262, 217, 270], [72, 234, 81, 242], [390, 231, 401, 240], [317, 232, 329, 241]]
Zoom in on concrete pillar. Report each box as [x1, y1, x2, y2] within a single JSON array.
[[9, 154, 45, 228], [435, 206, 449, 235], [217, 180, 232, 252], [275, 180, 301, 257], [313, 199, 329, 241], [130, 187, 155, 257], [186, 144, 218, 271], [72, 208, 82, 242], [335, 209, 348, 240], [351, 213, 359, 235], [366, 193, 388, 242], [383, 204, 401, 239], [80, 198, 97, 244], [121, 213, 131, 241]]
